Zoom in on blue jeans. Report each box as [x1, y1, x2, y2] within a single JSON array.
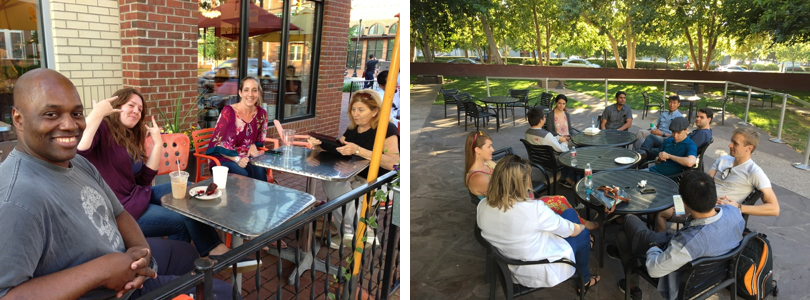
[[561, 208, 591, 281], [639, 134, 664, 164], [218, 160, 268, 182], [138, 183, 223, 256], [132, 238, 240, 299]]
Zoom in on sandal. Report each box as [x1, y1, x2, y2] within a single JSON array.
[[589, 234, 595, 251], [577, 275, 600, 296], [267, 240, 287, 250]]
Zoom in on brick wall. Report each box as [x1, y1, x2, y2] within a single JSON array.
[[120, 0, 199, 131], [266, 0, 351, 139], [49, 0, 123, 111]]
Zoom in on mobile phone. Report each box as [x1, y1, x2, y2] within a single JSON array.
[[267, 149, 283, 155], [640, 187, 656, 194], [673, 195, 686, 215]]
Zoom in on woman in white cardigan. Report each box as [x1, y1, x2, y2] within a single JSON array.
[[477, 155, 599, 293]]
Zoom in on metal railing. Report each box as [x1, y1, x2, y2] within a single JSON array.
[[484, 76, 810, 165], [137, 171, 400, 300]]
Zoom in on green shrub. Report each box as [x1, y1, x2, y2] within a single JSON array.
[[342, 82, 352, 92]]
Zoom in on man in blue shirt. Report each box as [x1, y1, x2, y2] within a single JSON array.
[[607, 171, 745, 300], [634, 96, 683, 149], [648, 117, 697, 176], [639, 108, 712, 164]]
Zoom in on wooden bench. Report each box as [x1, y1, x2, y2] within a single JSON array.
[[728, 90, 774, 108]]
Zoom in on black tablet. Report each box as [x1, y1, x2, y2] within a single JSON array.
[[309, 132, 345, 154]]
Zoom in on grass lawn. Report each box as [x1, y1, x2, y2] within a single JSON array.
[[426, 76, 809, 153], [433, 76, 590, 109]]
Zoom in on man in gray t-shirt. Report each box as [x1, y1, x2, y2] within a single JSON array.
[[600, 91, 633, 130], [0, 69, 156, 299]]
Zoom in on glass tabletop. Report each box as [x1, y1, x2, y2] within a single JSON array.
[[251, 146, 369, 181], [575, 169, 678, 214], [480, 96, 519, 104], [161, 174, 315, 238], [558, 146, 641, 172], [571, 129, 637, 147]]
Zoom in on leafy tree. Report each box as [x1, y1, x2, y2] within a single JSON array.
[[774, 43, 810, 72], [198, 28, 234, 61], [724, 0, 810, 45]]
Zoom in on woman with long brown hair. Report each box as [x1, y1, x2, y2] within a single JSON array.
[[477, 155, 599, 294], [78, 88, 229, 257]]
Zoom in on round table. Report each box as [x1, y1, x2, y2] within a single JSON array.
[[480, 96, 519, 131], [571, 129, 637, 147], [558, 146, 641, 173], [574, 169, 678, 267]]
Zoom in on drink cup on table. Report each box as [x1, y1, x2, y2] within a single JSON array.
[[212, 166, 228, 189], [170, 171, 189, 199], [283, 129, 296, 151]]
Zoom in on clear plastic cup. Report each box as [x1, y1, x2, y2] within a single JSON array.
[[283, 129, 296, 151], [212, 166, 228, 189], [170, 171, 189, 199]]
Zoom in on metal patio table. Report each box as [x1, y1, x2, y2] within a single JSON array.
[[0, 121, 10, 132], [161, 174, 315, 289], [571, 129, 637, 147], [574, 169, 678, 268], [480, 96, 520, 131], [251, 146, 369, 283], [558, 146, 641, 174], [679, 94, 701, 123]]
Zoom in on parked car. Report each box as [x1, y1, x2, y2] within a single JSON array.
[[199, 58, 276, 87], [715, 65, 748, 72], [447, 58, 480, 64], [561, 58, 600, 68]]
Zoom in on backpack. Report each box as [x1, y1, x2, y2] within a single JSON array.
[[736, 232, 779, 300]]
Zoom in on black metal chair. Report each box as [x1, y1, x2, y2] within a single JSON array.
[[475, 224, 585, 300], [741, 189, 764, 228], [520, 139, 565, 194], [676, 90, 698, 120], [505, 89, 530, 124], [625, 233, 755, 300], [642, 91, 663, 120], [463, 100, 496, 132], [534, 92, 553, 113], [453, 92, 474, 126], [441, 88, 460, 119], [705, 96, 731, 125], [469, 148, 551, 205]]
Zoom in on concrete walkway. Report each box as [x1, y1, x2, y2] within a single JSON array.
[[410, 84, 809, 299]]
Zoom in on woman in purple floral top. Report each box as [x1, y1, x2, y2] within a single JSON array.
[[206, 76, 269, 181]]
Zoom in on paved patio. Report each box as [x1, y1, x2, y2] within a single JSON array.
[[410, 83, 810, 299]]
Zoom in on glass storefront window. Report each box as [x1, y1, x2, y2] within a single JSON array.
[[368, 24, 384, 35], [1, 0, 47, 142]]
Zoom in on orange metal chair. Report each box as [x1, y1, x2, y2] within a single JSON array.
[[192, 128, 275, 183], [144, 133, 190, 176]]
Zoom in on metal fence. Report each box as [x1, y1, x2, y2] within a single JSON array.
[[137, 170, 400, 300]]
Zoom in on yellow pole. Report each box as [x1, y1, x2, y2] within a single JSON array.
[[352, 13, 400, 276]]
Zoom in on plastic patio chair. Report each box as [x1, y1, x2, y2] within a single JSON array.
[[144, 133, 190, 176], [641, 91, 662, 120]]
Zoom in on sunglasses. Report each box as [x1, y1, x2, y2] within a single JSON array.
[[719, 167, 732, 180]]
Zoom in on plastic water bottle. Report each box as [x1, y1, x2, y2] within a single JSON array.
[[570, 147, 577, 167], [585, 163, 593, 201], [650, 122, 656, 131], [591, 117, 596, 128]]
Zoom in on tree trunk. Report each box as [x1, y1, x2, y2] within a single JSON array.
[[665, 58, 670, 70], [464, 49, 469, 58], [480, 13, 503, 65], [410, 43, 416, 62], [544, 22, 551, 66], [531, 6, 544, 66], [416, 24, 434, 63], [625, 15, 636, 69], [582, 14, 623, 68]]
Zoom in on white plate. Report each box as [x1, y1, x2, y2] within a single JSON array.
[[189, 186, 223, 200], [615, 157, 635, 164]]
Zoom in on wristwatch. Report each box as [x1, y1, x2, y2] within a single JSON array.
[[355, 148, 360, 155], [235, 156, 241, 163]]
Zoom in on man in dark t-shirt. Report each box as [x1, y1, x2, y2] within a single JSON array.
[[364, 54, 379, 88]]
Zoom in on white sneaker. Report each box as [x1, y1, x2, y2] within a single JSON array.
[[328, 230, 380, 250]]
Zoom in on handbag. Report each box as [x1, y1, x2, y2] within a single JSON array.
[[592, 185, 631, 214]]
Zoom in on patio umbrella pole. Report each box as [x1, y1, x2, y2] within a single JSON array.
[[348, 12, 400, 300]]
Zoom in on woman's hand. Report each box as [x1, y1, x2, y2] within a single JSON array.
[[336, 141, 361, 156], [145, 116, 163, 146], [236, 156, 249, 168], [89, 96, 121, 118], [307, 136, 322, 148], [248, 144, 263, 157]]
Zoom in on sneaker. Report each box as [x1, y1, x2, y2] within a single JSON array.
[[618, 279, 643, 300], [606, 244, 621, 260], [559, 181, 573, 189], [210, 255, 262, 273], [328, 231, 380, 250]]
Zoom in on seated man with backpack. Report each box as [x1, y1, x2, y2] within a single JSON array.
[[607, 171, 744, 300]]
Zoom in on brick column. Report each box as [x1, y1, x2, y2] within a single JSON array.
[[120, 0, 199, 131]]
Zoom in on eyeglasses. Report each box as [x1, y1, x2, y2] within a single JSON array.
[[719, 167, 732, 180]]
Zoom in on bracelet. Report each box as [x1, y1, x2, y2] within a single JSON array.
[[234, 156, 241, 163], [738, 202, 742, 210]]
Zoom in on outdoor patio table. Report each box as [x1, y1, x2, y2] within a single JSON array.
[[678, 94, 701, 123], [558, 146, 641, 174], [251, 146, 369, 283], [728, 90, 773, 108], [570, 129, 637, 147], [0, 121, 10, 132], [574, 169, 678, 268], [161, 174, 315, 290], [480, 96, 520, 131]]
